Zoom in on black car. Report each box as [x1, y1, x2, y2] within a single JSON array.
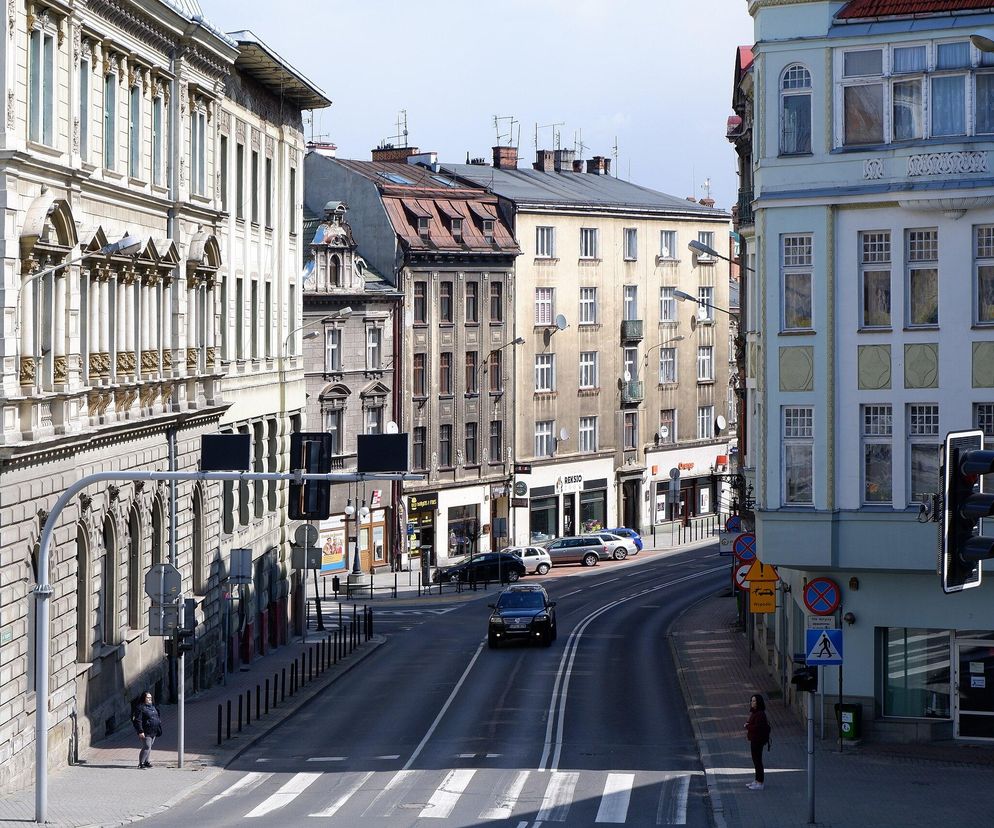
[[432, 552, 526, 584], [487, 584, 557, 648]]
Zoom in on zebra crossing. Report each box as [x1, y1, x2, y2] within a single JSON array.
[[199, 765, 696, 824]]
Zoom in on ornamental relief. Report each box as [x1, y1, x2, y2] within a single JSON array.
[[908, 151, 988, 177]]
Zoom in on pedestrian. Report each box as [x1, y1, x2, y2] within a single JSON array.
[[131, 690, 162, 769], [744, 692, 771, 790]]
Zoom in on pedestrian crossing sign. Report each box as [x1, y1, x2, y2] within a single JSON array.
[[805, 628, 843, 665]]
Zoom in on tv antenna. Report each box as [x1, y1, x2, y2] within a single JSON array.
[[534, 121, 565, 149], [494, 115, 519, 148], [379, 109, 409, 149]]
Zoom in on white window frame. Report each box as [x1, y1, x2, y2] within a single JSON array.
[[659, 347, 677, 384], [535, 420, 554, 457], [579, 286, 598, 325], [579, 351, 598, 389], [907, 403, 940, 505], [580, 227, 599, 259], [660, 230, 677, 260], [782, 406, 814, 504], [697, 345, 714, 382], [862, 404, 893, 505], [28, 26, 56, 146], [623, 227, 638, 261], [781, 234, 813, 331], [780, 63, 813, 155], [324, 328, 341, 372], [975, 225, 994, 324], [534, 287, 554, 326], [906, 228, 939, 327], [860, 230, 892, 329], [697, 405, 714, 440], [579, 416, 598, 452], [536, 226, 556, 258], [534, 353, 555, 392], [659, 287, 677, 323]]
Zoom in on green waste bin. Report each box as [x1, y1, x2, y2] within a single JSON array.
[[835, 703, 862, 741]]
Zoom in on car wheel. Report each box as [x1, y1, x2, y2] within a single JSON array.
[[536, 563, 551, 575], [582, 552, 598, 567], [507, 570, 521, 583], [613, 549, 628, 561]]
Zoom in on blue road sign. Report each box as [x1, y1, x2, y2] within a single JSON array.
[[806, 628, 843, 665]]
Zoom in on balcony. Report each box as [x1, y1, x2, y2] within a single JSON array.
[[620, 319, 643, 341], [621, 380, 644, 403], [736, 186, 754, 227]]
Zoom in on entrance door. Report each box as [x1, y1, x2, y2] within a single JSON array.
[[956, 641, 994, 739]]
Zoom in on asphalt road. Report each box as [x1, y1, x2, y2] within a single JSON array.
[[143, 546, 727, 827]]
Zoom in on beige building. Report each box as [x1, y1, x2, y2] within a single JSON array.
[[445, 149, 734, 541]]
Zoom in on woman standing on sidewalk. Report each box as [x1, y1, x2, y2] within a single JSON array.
[[132, 691, 163, 769], [744, 693, 770, 790]]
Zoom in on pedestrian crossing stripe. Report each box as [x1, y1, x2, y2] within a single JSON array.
[[805, 628, 843, 665]]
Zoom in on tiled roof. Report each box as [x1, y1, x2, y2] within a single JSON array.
[[838, 0, 994, 19]]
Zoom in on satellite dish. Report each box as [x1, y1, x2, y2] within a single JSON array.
[[559, 427, 570, 441], [715, 415, 727, 433], [623, 370, 632, 383], [658, 426, 670, 440], [386, 421, 399, 434], [554, 313, 568, 331]]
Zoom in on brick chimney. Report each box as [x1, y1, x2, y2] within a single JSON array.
[[533, 149, 555, 173], [371, 145, 420, 162], [493, 146, 518, 170], [553, 148, 575, 173], [586, 155, 610, 175]]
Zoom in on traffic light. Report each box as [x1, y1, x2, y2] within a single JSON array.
[[791, 665, 818, 693], [941, 430, 994, 593], [289, 432, 333, 520]]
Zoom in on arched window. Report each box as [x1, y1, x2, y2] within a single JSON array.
[[101, 516, 118, 646], [76, 525, 92, 662], [127, 506, 142, 630], [780, 64, 812, 156], [192, 486, 206, 594]]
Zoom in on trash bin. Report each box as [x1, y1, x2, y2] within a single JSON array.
[[835, 703, 862, 741]]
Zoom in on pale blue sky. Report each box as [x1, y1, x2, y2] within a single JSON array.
[[203, 0, 754, 210]]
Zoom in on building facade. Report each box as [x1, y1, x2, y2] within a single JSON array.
[[742, 0, 994, 742]]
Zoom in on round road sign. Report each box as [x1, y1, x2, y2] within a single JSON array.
[[734, 563, 751, 591], [732, 532, 757, 563], [725, 515, 742, 533], [803, 577, 841, 616]]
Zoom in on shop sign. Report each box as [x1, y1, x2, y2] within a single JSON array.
[[556, 473, 584, 494], [408, 492, 438, 513]]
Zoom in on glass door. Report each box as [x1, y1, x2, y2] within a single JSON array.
[[956, 641, 994, 739]]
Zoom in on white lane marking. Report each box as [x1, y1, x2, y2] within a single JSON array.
[[402, 641, 485, 771], [595, 772, 634, 823], [419, 768, 477, 819], [479, 770, 529, 820], [309, 770, 374, 818], [245, 771, 321, 818], [201, 772, 269, 808], [363, 769, 415, 818], [307, 756, 346, 762], [536, 771, 579, 822]]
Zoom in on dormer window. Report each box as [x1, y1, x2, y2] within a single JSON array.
[[451, 217, 463, 241], [482, 219, 495, 242], [417, 216, 430, 239]]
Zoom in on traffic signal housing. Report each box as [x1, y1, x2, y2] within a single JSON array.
[[791, 665, 818, 693], [289, 432, 334, 520], [942, 430, 994, 593]]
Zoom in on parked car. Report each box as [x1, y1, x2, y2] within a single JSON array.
[[501, 545, 553, 576], [605, 527, 643, 552], [487, 584, 557, 648], [542, 535, 608, 567], [589, 532, 637, 561], [432, 552, 525, 584]]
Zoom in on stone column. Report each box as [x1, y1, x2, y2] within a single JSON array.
[[19, 274, 35, 388]]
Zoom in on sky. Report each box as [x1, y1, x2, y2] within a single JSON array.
[[202, 0, 755, 211]]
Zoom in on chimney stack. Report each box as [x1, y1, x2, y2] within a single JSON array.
[[371, 145, 420, 162], [493, 146, 518, 170], [585, 155, 610, 175], [533, 149, 555, 173], [553, 148, 576, 173]]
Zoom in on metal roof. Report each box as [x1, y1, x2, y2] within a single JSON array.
[[226, 30, 331, 110], [440, 163, 730, 217]]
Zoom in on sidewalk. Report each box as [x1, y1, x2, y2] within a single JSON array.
[[671, 592, 994, 827]]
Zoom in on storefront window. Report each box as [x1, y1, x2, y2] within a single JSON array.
[[883, 628, 950, 718], [580, 490, 606, 533], [447, 505, 480, 558], [530, 496, 558, 543]]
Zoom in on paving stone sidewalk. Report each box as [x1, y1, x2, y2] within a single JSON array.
[[671, 592, 994, 827]]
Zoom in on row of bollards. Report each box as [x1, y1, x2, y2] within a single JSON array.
[[216, 606, 372, 745]]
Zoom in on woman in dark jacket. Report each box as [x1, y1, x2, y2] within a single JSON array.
[[744, 693, 770, 790], [132, 691, 163, 769]]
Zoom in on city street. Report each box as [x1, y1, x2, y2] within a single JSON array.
[[141, 550, 727, 826]]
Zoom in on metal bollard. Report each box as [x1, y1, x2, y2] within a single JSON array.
[[217, 704, 222, 745], [226, 699, 232, 739], [265, 678, 270, 715]]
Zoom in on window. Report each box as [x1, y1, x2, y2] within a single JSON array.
[[862, 404, 893, 504], [79, 58, 90, 161], [782, 234, 813, 330], [439, 425, 452, 467], [487, 350, 502, 392], [413, 353, 426, 396], [129, 85, 141, 177], [366, 327, 382, 370], [783, 406, 814, 504], [907, 229, 938, 326], [535, 354, 555, 392], [579, 287, 598, 324], [659, 409, 676, 444], [103, 73, 116, 169], [659, 347, 677, 384], [465, 282, 479, 323], [660, 230, 677, 259], [365, 406, 383, 435], [28, 27, 55, 145], [624, 228, 638, 261], [860, 231, 891, 328], [440, 281, 453, 323], [414, 281, 427, 324], [624, 412, 638, 450], [413, 427, 427, 471], [697, 286, 714, 322], [535, 287, 554, 326], [698, 405, 714, 440], [908, 404, 940, 504], [489, 281, 503, 322], [660, 287, 677, 323], [579, 351, 598, 389], [579, 416, 598, 452], [580, 228, 599, 259], [265, 157, 273, 227], [623, 285, 638, 321], [289, 167, 297, 233], [191, 109, 206, 194], [218, 134, 227, 211], [976, 402, 994, 439], [536, 226, 556, 258], [235, 143, 244, 220], [490, 420, 503, 462], [465, 351, 478, 393], [251, 150, 259, 222], [535, 421, 554, 456], [781, 64, 812, 155], [324, 328, 341, 372], [975, 226, 994, 323], [465, 422, 478, 464], [697, 345, 714, 382], [439, 352, 452, 395]]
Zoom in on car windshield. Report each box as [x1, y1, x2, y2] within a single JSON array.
[[497, 592, 545, 610]]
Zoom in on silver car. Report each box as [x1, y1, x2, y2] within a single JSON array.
[[501, 545, 553, 576], [589, 532, 637, 561]]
